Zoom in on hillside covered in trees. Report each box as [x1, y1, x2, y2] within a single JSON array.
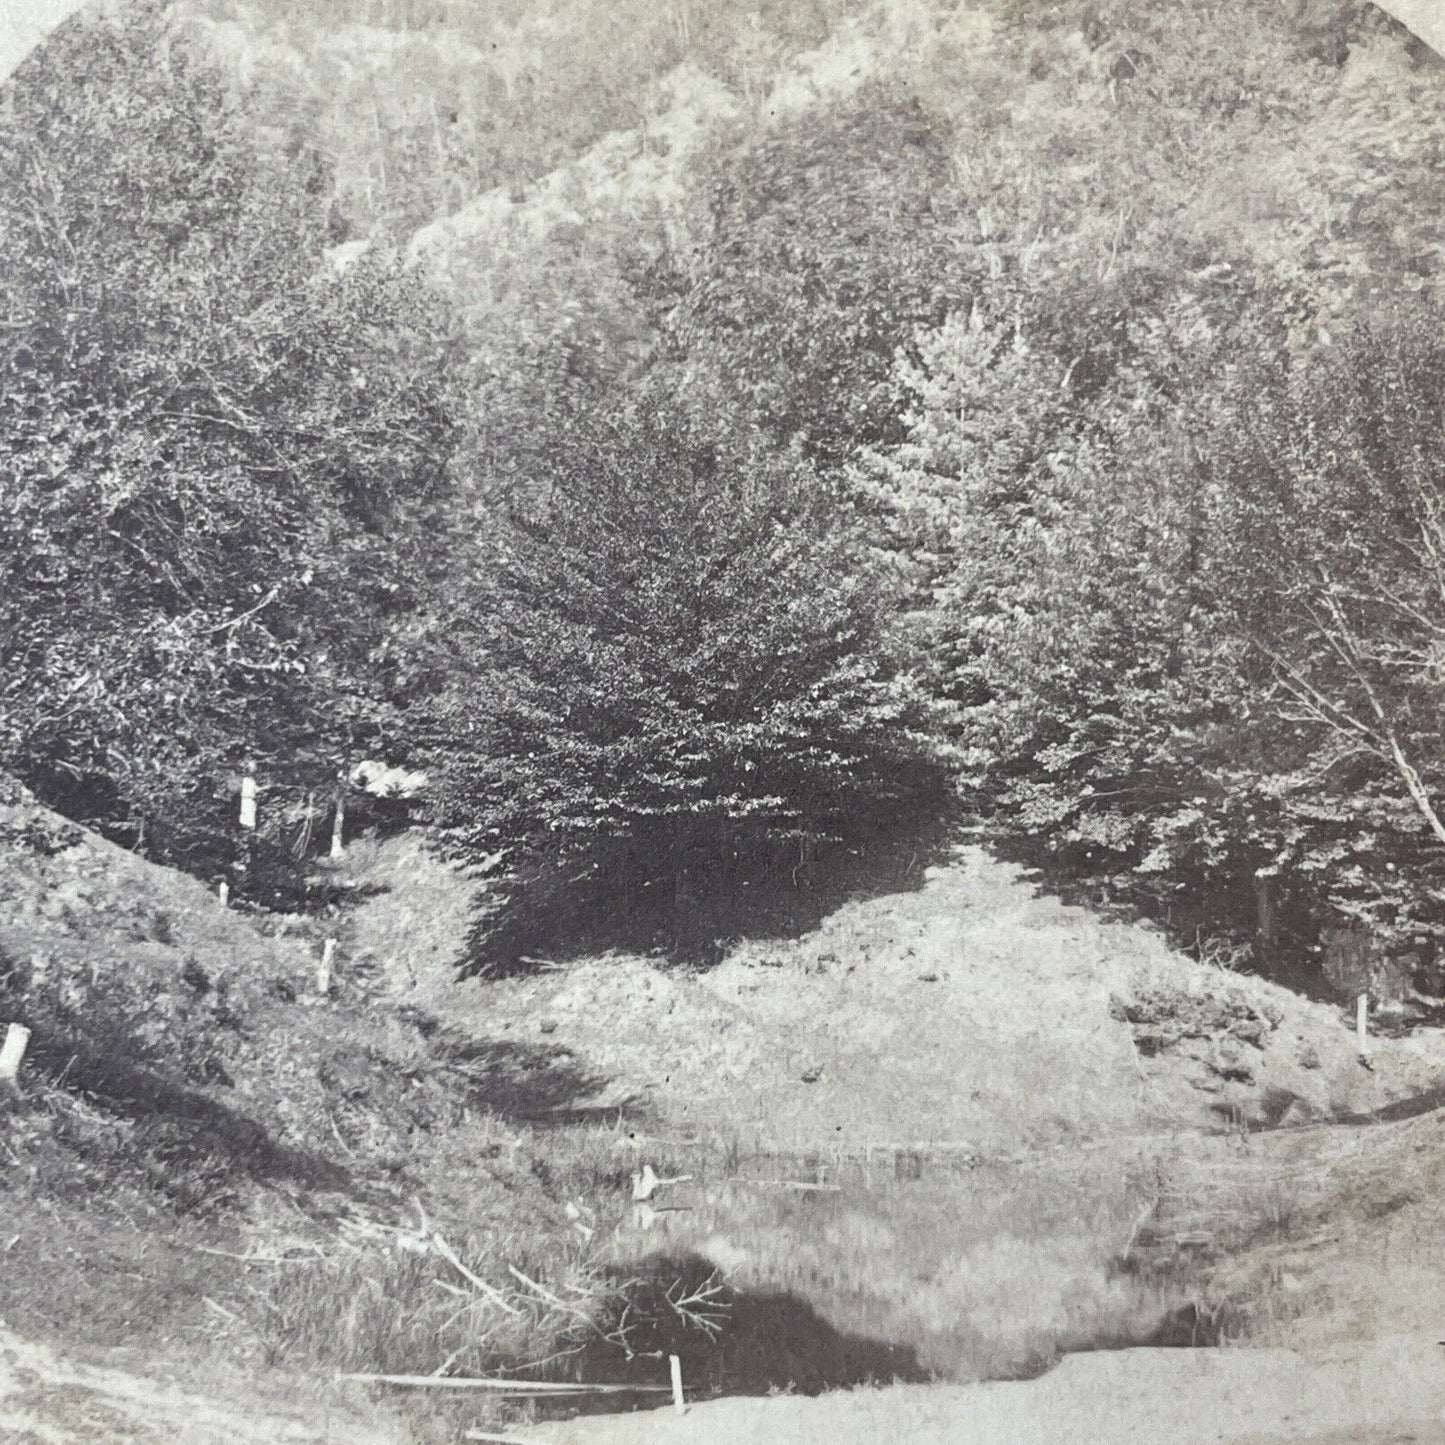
[[6, 0, 1445, 992]]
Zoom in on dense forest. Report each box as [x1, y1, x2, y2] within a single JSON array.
[[5, 0, 1445, 985]]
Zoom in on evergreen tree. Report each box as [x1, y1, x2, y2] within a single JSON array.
[[431, 400, 953, 964]]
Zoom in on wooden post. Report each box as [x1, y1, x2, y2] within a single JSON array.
[[239, 771, 257, 831], [669, 1354, 684, 1416], [1357, 992, 1370, 1059], [237, 764, 257, 899], [218, 880, 229, 908], [0, 1023, 31, 1089], [330, 792, 345, 859], [318, 938, 336, 997]]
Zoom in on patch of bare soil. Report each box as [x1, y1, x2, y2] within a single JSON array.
[[423, 846, 1445, 1152], [527, 1333, 1445, 1445]]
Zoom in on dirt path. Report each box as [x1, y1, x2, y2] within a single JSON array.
[[0, 1325, 401, 1445], [532, 1335, 1445, 1445]]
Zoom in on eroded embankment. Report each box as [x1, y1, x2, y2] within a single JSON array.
[[417, 845, 1445, 1153]]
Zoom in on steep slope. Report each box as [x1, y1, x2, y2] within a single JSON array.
[[0, 773, 473, 1208], [0, 781, 676, 1441], [404, 15, 890, 287], [186, 0, 875, 233]]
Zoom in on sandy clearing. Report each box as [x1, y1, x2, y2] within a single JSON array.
[[530, 1335, 1445, 1445]]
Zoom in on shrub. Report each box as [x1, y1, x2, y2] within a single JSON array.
[[431, 403, 953, 965]]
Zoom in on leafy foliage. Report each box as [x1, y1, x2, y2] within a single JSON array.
[[868, 288, 1445, 974], [12, 0, 1445, 987], [1201, 317, 1445, 946], [0, 2, 457, 874], [431, 401, 953, 964], [212, 0, 871, 233], [666, 89, 973, 470]]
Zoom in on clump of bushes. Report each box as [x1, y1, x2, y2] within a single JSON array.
[[431, 403, 955, 966], [0, 3, 457, 887], [864, 287, 1445, 985]]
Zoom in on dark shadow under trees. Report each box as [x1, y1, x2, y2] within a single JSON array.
[[428, 396, 958, 976], [457, 820, 956, 974]]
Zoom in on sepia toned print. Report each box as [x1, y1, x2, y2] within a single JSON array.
[[4, 0, 1445, 1440]]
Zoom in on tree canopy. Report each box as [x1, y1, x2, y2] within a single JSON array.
[[0, 1, 457, 873], [10, 0, 1445, 979], [430, 396, 954, 964]]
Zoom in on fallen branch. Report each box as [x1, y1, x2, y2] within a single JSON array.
[[337, 1372, 668, 1394], [190, 1245, 324, 1265], [337, 1206, 528, 1317], [202, 1297, 242, 1324], [737, 1179, 842, 1193], [431, 1231, 522, 1316], [506, 1262, 575, 1314]]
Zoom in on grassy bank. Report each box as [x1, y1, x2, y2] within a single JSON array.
[[0, 783, 686, 1438]]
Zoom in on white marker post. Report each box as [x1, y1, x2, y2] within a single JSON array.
[[218, 880, 229, 908], [237, 766, 259, 898], [318, 938, 336, 997], [0, 1023, 31, 1090], [330, 792, 345, 859], [669, 1355, 684, 1416], [1357, 992, 1370, 1060]]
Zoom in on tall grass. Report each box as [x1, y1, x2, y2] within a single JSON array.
[[243, 1120, 698, 1436]]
